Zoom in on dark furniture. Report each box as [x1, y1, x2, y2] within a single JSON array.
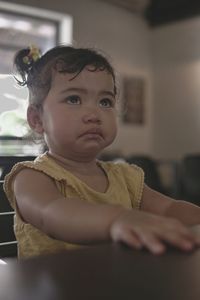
[[0, 155, 36, 179], [0, 180, 17, 258], [1, 227, 200, 300], [179, 155, 200, 205], [126, 155, 165, 194], [0, 155, 35, 258]]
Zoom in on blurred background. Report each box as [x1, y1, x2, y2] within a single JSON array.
[[1, 0, 200, 202]]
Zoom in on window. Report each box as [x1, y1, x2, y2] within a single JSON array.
[[0, 1, 72, 155]]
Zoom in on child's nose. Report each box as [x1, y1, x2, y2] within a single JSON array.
[[82, 107, 101, 123]]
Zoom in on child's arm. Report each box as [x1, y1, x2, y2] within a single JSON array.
[[141, 185, 200, 225], [14, 169, 200, 255], [13, 168, 123, 243]]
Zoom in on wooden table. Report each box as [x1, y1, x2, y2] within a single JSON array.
[[0, 228, 200, 300]]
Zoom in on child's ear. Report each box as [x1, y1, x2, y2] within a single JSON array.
[[27, 105, 44, 134]]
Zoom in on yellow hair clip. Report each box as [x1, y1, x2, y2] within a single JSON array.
[[23, 45, 41, 65]]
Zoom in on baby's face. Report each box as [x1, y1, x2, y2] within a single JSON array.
[[38, 67, 118, 160]]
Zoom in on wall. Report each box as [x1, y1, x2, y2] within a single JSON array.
[[151, 17, 200, 160], [3, 1, 200, 161], [2, 0, 153, 157]]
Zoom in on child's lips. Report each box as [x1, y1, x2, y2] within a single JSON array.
[[79, 128, 103, 138]]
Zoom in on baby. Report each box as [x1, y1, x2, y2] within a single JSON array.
[[4, 45, 200, 258]]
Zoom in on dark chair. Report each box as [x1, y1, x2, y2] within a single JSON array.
[[0, 180, 17, 258], [179, 155, 200, 206], [0, 155, 35, 258], [0, 155, 36, 179], [126, 155, 165, 194]]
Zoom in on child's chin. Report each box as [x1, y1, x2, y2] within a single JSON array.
[[81, 144, 104, 156]]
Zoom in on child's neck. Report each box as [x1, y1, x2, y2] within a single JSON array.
[[47, 151, 100, 175], [47, 151, 108, 193]]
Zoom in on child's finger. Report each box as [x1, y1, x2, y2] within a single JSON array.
[[119, 230, 143, 250], [159, 231, 194, 251], [134, 230, 166, 255], [194, 235, 200, 246], [190, 228, 200, 246], [156, 223, 200, 250], [156, 221, 199, 250]]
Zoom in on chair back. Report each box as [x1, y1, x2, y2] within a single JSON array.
[[0, 155, 36, 179], [180, 155, 200, 205], [126, 155, 165, 194], [0, 180, 17, 258], [0, 155, 35, 258]]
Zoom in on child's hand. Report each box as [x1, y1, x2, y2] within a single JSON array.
[[110, 210, 200, 255]]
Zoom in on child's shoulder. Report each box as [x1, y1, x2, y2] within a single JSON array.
[[4, 153, 52, 187], [4, 153, 45, 177], [6, 152, 66, 182]]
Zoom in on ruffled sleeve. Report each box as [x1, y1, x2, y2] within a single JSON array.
[[3, 153, 65, 210], [114, 162, 144, 209], [4, 161, 37, 210]]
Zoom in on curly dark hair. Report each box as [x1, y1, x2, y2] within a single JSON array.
[[13, 45, 117, 107]]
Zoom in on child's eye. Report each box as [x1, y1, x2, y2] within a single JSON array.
[[99, 98, 114, 108], [66, 95, 81, 105]]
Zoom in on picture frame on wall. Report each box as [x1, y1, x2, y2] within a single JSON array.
[[122, 76, 146, 125]]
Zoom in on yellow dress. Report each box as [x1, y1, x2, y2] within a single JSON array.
[[3, 153, 144, 259]]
